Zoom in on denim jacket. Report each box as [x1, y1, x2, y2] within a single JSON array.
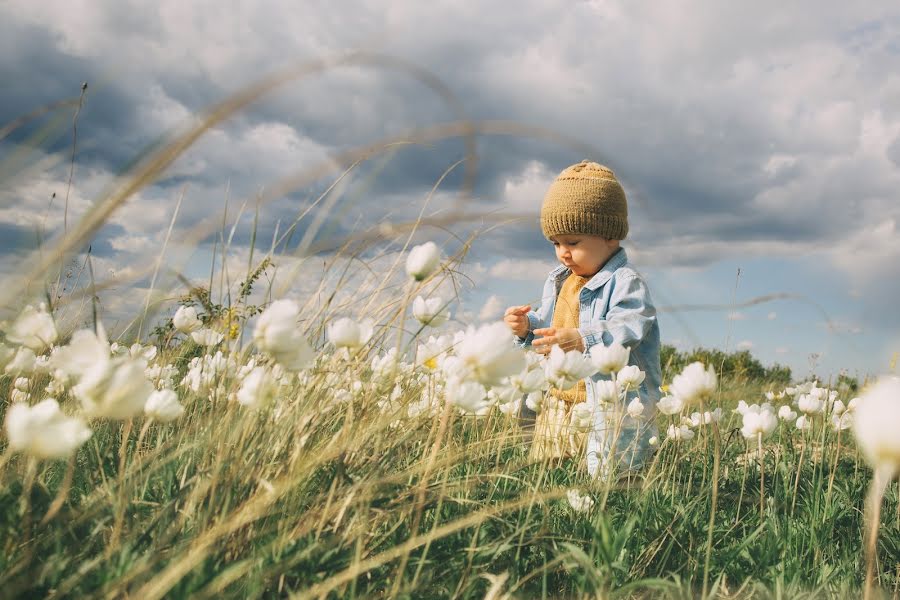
[[516, 247, 661, 477]]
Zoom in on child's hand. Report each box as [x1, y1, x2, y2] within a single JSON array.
[[531, 327, 585, 355], [503, 304, 531, 338]]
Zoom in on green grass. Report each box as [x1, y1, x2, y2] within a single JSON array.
[[1, 360, 897, 599]]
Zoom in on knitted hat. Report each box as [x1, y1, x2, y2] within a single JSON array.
[[540, 160, 629, 240]]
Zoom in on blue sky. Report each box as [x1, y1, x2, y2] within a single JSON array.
[[1, 1, 899, 381]]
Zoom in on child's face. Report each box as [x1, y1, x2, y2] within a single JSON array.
[[550, 234, 619, 277]]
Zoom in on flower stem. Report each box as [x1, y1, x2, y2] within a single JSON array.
[[864, 467, 890, 600]]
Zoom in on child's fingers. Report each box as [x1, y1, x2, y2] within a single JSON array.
[[533, 327, 555, 337]]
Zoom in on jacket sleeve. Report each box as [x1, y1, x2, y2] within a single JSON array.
[[580, 274, 657, 352]]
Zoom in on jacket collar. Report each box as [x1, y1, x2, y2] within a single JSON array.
[[550, 247, 628, 291]]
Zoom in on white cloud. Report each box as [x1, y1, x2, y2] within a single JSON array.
[[767, 312, 777, 320], [736, 340, 754, 350], [727, 311, 748, 321], [488, 259, 555, 281], [477, 294, 504, 322]]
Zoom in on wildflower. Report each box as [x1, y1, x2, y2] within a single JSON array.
[[455, 322, 526, 386], [656, 395, 685, 416], [13, 377, 29, 392], [617, 364, 645, 389], [73, 357, 154, 419], [327, 317, 375, 349], [5, 399, 91, 459], [253, 300, 315, 371], [666, 424, 695, 441], [11, 389, 29, 403], [669, 362, 717, 406], [405, 241, 441, 281], [589, 342, 629, 375], [416, 335, 454, 371], [7, 304, 58, 352], [172, 305, 203, 333], [797, 393, 824, 415], [741, 408, 778, 439], [595, 379, 620, 405], [544, 345, 597, 389], [852, 377, 900, 477], [191, 328, 224, 346], [689, 409, 721, 427], [412, 296, 450, 327], [129, 343, 157, 363], [777, 405, 798, 422], [144, 389, 185, 422], [509, 366, 547, 394], [524, 391, 544, 413], [566, 489, 594, 513], [446, 378, 491, 415], [5, 347, 36, 375], [234, 366, 278, 409], [571, 402, 593, 432], [648, 436, 659, 446], [52, 328, 110, 379], [626, 397, 645, 419], [795, 415, 811, 430]]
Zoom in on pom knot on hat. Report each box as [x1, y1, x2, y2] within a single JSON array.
[[540, 160, 629, 240]]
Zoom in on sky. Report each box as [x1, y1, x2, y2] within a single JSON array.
[[1, 0, 899, 382]]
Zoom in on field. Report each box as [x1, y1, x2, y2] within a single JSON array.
[[1, 77, 899, 599]]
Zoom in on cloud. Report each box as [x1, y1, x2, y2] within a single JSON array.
[[477, 294, 504, 322], [736, 340, 754, 350], [767, 312, 777, 320], [488, 259, 556, 281], [727, 311, 748, 321]]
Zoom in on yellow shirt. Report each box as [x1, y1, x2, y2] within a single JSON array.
[[549, 273, 589, 405]]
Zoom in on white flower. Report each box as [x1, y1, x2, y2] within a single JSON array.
[[589, 342, 629, 375], [7, 304, 58, 352], [852, 376, 900, 477], [416, 335, 454, 371], [510, 367, 547, 394], [129, 343, 157, 363], [144, 389, 185, 422], [544, 345, 597, 389], [172, 305, 203, 333], [566, 489, 594, 513], [777, 405, 798, 422], [5, 399, 91, 459], [689, 410, 720, 427], [405, 241, 441, 281], [234, 366, 278, 409], [797, 393, 824, 415], [455, 322, 526, 386], [570, 402, 593, 432], [666, 424, 695, 441], [656, 395, 685, 416], [191, 328, 224, 346], [648, 436, 659, 446], [327, 317, 375, 349], [73, 358, 154, 419], [5, 347, 36, 375], [626, 398, 645, 419], [251, 300, 315, 371], [734, 400, 751, 415], [13, 377, 29, 392], [11, 389, 29, 403], [594, 379, 620, 405], [669, 362, 717, 406], [617, 365, 645, 389], [524, 391, 544, 413], [412, 296, 450, 327], [741, 409, 778, 439], [765, 391, 776, 401], [831, 399, 847, 416], [832, 412, 853, 431], [446, 378, 491, 415], [795, 415, 811, 430], [52, 328, 110, 379]]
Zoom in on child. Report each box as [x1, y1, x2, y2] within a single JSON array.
[[504, 160, 661, 478]]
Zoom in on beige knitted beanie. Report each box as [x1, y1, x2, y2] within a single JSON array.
[[540, 160, 629, 240]]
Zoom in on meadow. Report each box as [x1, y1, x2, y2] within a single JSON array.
[[1, 67, 899, 599]]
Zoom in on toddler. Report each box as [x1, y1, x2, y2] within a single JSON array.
[[504, 160, 661, 478]]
